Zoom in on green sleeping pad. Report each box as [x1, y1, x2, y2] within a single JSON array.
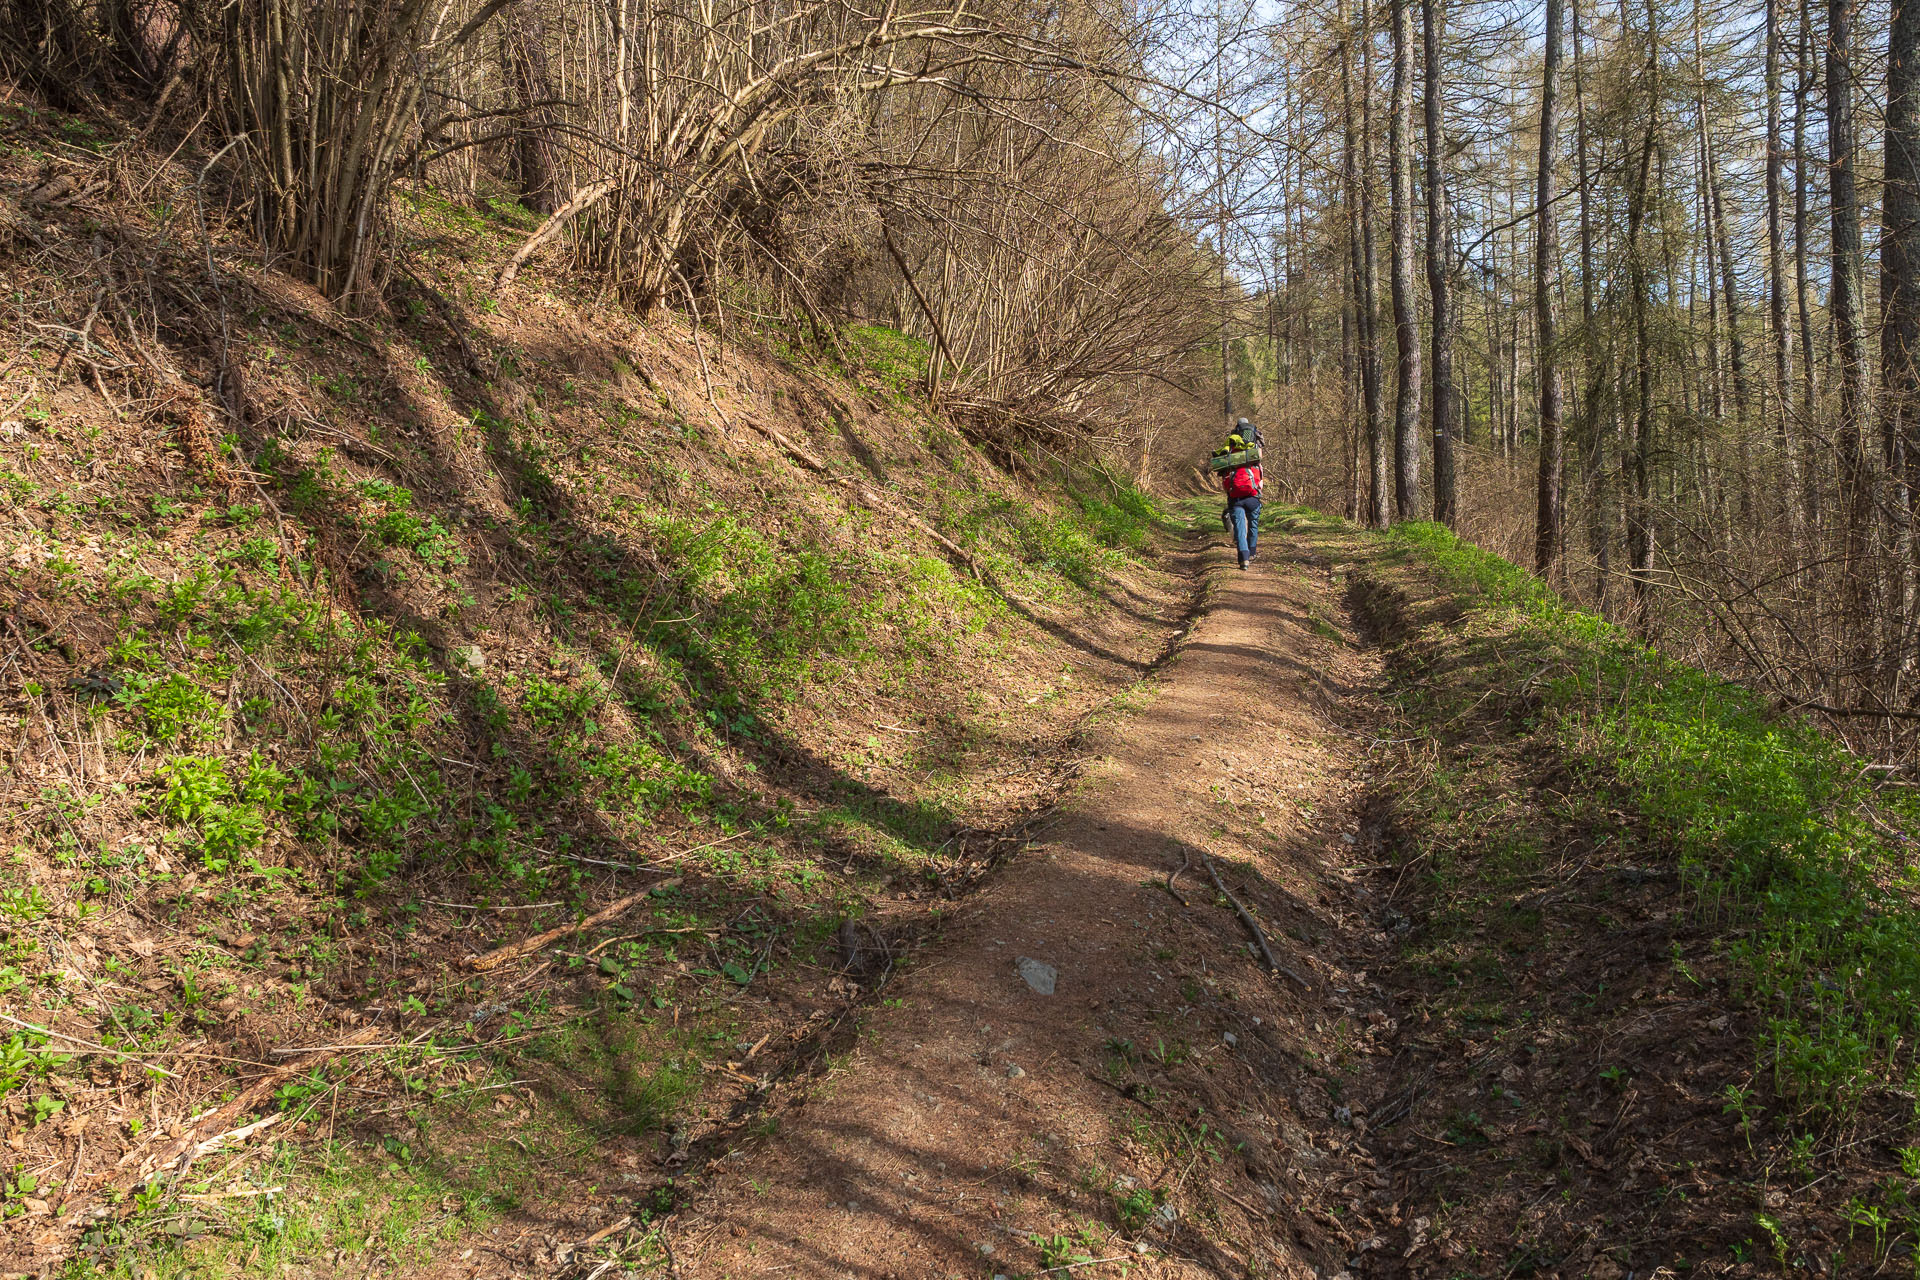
[[1208, 445, 1261, 472]]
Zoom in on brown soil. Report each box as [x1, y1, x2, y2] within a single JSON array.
[[671, 534, 1401, 1279]]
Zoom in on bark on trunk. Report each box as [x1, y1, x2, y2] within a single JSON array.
[[1767, 0, 1805, 545], [504, 8, 563, 216], [1389, 0, 1423, 520], [1794, 0, 1821, 529], [1535, 0, 1566, 576], [1883, 0, 1920, 674], [1829, 0, 1875, 663], [1424, 0, 1457, 527]]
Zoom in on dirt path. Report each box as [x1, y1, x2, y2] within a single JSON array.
[[677, 528, 1404, 1279]]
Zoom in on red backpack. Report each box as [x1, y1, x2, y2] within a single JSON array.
[[1226, 464, 1262, 500]]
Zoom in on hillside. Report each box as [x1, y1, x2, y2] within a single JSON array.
[[0, 101, 1198, 1273]]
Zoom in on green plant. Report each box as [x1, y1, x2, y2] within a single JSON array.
[[1846, 1196, 1892, 1258], [0, 1030, 70, 1109], [0, 885, 48, 921], [1030, 1226, 1098, 1271], [155, 754, 283, 871], [1, 1168, 38, 1220], [1114, 1185, 1161, 1232], [1721, 1083, 1759, 1153]]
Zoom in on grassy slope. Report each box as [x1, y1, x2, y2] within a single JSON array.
[[1304, 506, 1920, 1273], [0, 102, 1186, 1275]]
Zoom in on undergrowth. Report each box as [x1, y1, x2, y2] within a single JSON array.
[[1387, 520, 1920, 1115]]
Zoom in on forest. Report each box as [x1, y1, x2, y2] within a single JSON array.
[[1237, 0, 1920, 756], [6, 0, 1920, 1274], [11, 0, 1915, 740]]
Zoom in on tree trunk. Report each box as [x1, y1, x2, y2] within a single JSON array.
[[503, 8, 563, 216], [1353, 6, 1390, 528], [1794, 0, 1822, 529], [1424, 0, 1457, 527], [1389, 0, 1423, 520], [1767, 0, 1805, 545], [1884, 0, 1920, 676], [1534, 0, 1566, 576], [1573, 0, 1613, 614], [1626, 0, 1661, 625], [1829, 0, 1875, 668]]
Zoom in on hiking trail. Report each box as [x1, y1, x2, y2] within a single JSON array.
[[673, 520, 1403, 1279]]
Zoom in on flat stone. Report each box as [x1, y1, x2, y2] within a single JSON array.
[[1015, 956, 1057, 995]]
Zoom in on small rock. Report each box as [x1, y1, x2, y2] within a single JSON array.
[[977, 1242, 994, 1256], [1006, 1064, 1026, 1079], [1134, 1241, 1152, 1254], [1153, 1203, 1179, 1227], [1334, 1105, 1353, 1126], [1222, 1032, 1238, 1047], [452, 645, 485, 674], [1340, 832, 1358, 846], [1015, 956, 1057, 995]]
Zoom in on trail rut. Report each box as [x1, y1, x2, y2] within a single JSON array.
[[675, 530, 1404, 1279]]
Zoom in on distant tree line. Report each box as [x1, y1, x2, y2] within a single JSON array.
[[1229, 0, 1920, 738]]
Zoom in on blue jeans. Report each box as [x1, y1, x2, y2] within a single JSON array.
[[1229, 497, 1261, 562]]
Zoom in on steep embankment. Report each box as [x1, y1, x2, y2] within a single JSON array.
[[1329, 516, 1920, 1275], [0, 102, 1194, 1273]]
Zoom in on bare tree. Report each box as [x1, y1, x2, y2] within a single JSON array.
[[1425, 0, 1457, 527], [1766, 0, 1803, 544], [1389, 0, 1423, 520], [1885, 0, 1920, 670], [1829, 0, 1873, 653], [1534, 0, 1565, 575]]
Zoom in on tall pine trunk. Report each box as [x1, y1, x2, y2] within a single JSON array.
[[1359, 11, 1390, 527], [1390, 0, 1424, 520], [1794, 0, 1822, 529], [1626, 0, 1661, 624], [1829, 0, 1875, 673], [1883, 0, 1920, 676], [1767, 0, 1805, 545], [1535, 0, 1566, 575], [1425, 0, 1457, 527], [503, 8, 563, 216]]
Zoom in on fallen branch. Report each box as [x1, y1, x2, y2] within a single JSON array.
[[1200, 854, 1308, 989], [190, 1112, 284, 1159], [739, 417, 986, 575], [99, 1026, 383, 1200], [495, 178, 616, 290], [180, 1185, 284, 1202], [465, 876, 684, 971], [1165, 848, 1192, 906], [0, 1012, 182, 1078]]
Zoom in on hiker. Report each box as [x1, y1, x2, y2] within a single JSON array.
[[1210, 425, 1263, 570], [1219, 419, 1264, 535]]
